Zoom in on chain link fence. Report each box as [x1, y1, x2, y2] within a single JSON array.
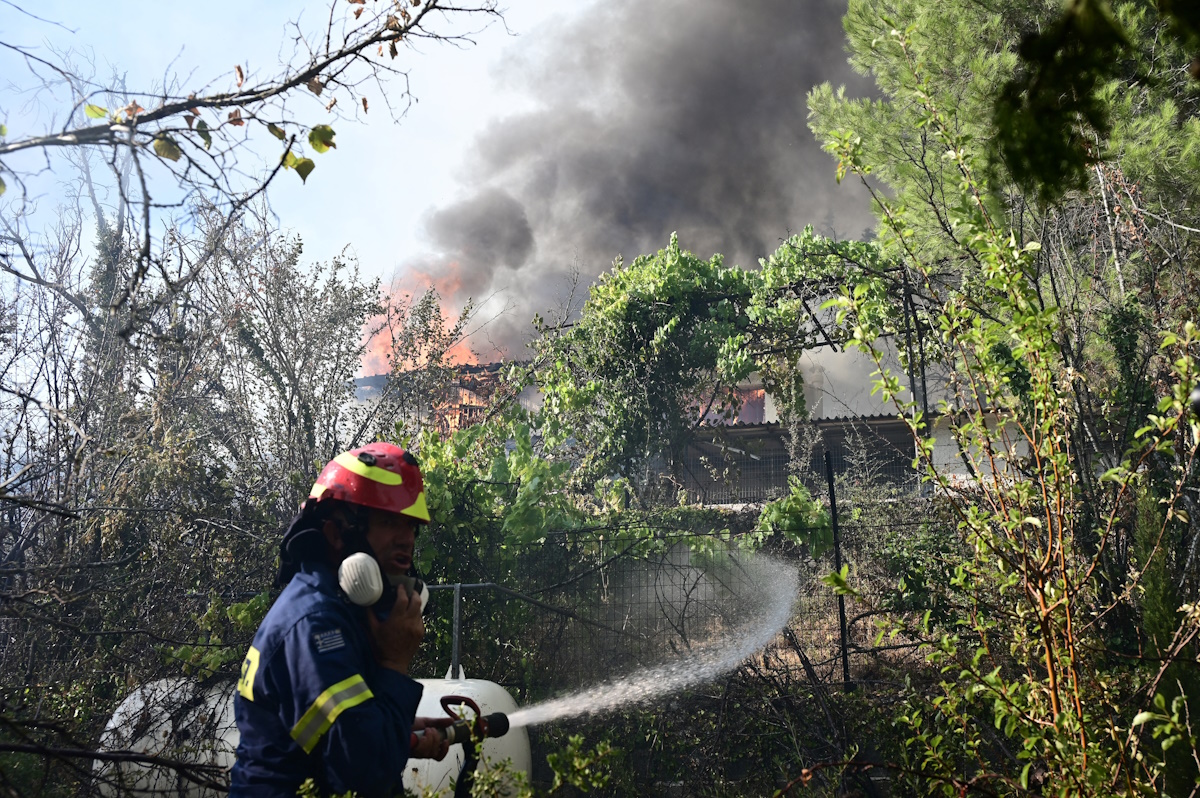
[[414, 454, 937, 794]]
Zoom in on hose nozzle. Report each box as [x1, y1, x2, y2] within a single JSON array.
[[410, 695, 510, 750], [437, 711, 510, 745]]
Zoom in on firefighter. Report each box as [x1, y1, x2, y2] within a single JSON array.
[[230, 443, 449, 796]]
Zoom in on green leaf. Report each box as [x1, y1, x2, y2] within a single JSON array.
[[152, 135, 182, 162], [1132, 711, 1157, 727], [1099, 467, 1125, 483], [0, 124, 6, 138], [0, 176, 5, 197], [268, 123, 286, 141], [294, 157, 316, 183], [821, 564, 859, 597], [196, 119, 212, 149], [84, 104, 109, 119], [308, 124, 336, 153]]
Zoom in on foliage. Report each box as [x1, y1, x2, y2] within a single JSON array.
[[8, 1, 1200, 794], [534, 233, 755, 498], [405, 401, 790, 685], [545, 734, 614, 794], [217, 220, 386, 509], [743, 228, 896, 424], [812, 10, 1200, 793], [753, 478, 832, 555], [1133, 487, 1200, 794], [267, 2, 1200, 791], [532, 227, 901, 503], [0, 203, 398, 793], [162, 592, 270, 677], [994, 0, 1200, 203], [874, 515, 962, 626], [992, 0, 1131, 203], [415, 409, 586, 579], [370, 287, 479, 440]]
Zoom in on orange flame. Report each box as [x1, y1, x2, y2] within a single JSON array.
[[361, 262, 479, 376]]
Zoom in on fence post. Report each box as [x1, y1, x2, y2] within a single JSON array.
[[451, 582, 462, 679], [824, 450, 853, 690]]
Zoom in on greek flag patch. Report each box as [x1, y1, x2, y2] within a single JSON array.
[[312, 629, 346, 654]]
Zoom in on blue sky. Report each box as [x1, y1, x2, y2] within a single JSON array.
[[2, 0, 571, 280]]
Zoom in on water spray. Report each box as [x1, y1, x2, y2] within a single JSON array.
[[506, 555, 798, 730], [408, 554, 797, 794]]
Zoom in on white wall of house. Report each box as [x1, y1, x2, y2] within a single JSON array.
[[927, 413, 1030, 480]]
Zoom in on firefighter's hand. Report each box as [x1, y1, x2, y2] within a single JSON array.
[[367, 586, 424, 674], [410, 717, 453, 760]]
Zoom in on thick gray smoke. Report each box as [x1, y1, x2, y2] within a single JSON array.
[[407, 0, 876, 356]]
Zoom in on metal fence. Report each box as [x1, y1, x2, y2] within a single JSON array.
[[414, 456, 933, 792], [422, 466, 909, 687]]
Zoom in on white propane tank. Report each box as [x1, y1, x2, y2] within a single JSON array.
[[94, 678, 237, 798], [404, 674, 532, 796], [95, 674, 530, 797]]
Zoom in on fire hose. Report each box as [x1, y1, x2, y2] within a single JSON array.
[[410, 695, 511, 798]]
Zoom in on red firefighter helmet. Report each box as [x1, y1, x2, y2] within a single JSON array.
[[308, 443, 430, 523]]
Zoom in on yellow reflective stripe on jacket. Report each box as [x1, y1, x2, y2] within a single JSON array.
[[290, 675, 374, 754], [333, 452, 403, 485], [237, 646, 261, 701]]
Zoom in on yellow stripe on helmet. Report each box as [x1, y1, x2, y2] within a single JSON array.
[[332, 452, 404, 485], [400, 490, 430, 523]]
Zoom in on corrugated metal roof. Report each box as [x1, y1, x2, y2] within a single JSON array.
[[704, 413, 907, 429]]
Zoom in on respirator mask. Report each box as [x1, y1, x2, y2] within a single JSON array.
[[338, 550, 429, 619]]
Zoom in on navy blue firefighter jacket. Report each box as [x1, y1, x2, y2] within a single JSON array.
[[230, 560, 423, 796]]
